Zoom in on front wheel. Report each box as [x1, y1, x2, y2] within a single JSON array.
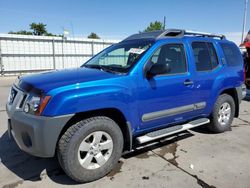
[[208, 94, 235, 133], [57, 116, 124, 183]]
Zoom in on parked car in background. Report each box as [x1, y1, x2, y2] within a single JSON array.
[[243, 50, 250, 89], [240, 30, 250, 89], [6, 29, 246, 182]]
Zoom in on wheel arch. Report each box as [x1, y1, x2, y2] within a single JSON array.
[[57, 108, 133, 154], [220, 88, 239, 117]]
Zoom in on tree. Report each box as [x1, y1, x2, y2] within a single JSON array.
[[30, 22, 47, 36], [8, 22, 60, 36], [143, 21, 164, 32], [46, 32, 60, 37], [87, 32, 100, 39], [8, 30, 33, 35]]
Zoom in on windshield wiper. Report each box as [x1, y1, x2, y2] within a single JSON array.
[[83, 64, 118, 74]]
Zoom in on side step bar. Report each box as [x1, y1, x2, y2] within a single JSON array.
[[136, 118, 210, 144]]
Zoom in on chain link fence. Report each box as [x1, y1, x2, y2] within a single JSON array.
[[0, 34, 119, 75]]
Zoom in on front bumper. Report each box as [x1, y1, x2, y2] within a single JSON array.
[[6, 94, 73, 158], [7, 109, 73, 157]]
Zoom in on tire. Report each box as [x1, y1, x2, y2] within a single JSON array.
[[208, 94, 235, 133], [57, 116, 124, 183]]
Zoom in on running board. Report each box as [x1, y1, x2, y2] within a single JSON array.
[[136, 118, 210, 144]]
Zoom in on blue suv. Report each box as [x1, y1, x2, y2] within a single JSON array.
[[6, 29, 246, 182]]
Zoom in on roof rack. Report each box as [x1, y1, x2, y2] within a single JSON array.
[[123, 29, 226, 42], [184, 30, 226, 39], [157, 29, 226, 40]]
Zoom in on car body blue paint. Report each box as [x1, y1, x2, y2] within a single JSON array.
[[43, 75, 139, 132], [19, 36, 244, 136], [20, 67, 120, 93]]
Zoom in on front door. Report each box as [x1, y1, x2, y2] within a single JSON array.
[[137, 42, 201, 131]]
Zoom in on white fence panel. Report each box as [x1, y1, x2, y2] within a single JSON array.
[[0, 34, 119, 74]]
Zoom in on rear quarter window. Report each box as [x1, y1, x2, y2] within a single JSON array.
[[220, 43, 243, 67]]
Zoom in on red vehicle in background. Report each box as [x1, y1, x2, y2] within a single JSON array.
[[241, 30, 250, 89]]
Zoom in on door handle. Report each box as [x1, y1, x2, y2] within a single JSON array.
[[184, 79, 194, 86]]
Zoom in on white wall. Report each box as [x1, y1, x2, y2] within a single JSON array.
[[0, 34, 119, 74]]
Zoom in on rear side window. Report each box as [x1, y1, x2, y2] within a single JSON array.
[[220, 43, 242, 66], [192, 42, 219, 71], [207, 43, 219, 68]]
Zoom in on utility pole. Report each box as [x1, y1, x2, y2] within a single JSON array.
[[163, 16, 166, 30], [241, 0, 248, 43], [61, 28, 69, 69], [0, 39, 3, 75], [61, 27, 65, 69]]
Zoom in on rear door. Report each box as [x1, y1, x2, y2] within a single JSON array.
[[189, 40, 222, 114]]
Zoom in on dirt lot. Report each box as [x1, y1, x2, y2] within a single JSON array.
[[0, 76, 250, 188]]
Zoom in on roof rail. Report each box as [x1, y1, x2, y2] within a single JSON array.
[[156, 29, 226, 40], [123, 29, 226, 42], [184, 30, 226, 40]]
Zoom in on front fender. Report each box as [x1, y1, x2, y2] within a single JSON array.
[[42, 77, 137, 128]]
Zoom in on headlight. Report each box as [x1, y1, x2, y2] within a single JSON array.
[[8, 88, 17, 105], [24, 95, 51, 116]]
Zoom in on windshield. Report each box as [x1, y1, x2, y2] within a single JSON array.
[[82, 40, 153, 73]]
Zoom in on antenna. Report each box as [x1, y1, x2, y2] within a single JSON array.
[[163, 16, 166, 30], [61, 27, 69, 69], [70, 22, 83, 66]]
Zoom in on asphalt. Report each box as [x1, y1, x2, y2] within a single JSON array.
[[0, 76, 250, 188]]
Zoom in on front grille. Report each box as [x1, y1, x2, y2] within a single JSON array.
[[19, 94, 27, 108], [7, 86, 29, 115], [8, 86, 28, 110]]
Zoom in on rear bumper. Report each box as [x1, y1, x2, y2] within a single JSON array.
[[236, 84, 247, 102], [234, 84, 246, 118], [6, 108, 73, 158]]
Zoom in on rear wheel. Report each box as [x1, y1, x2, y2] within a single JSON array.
[[208, 94, 235, 133], [57, 116, 124, 182]]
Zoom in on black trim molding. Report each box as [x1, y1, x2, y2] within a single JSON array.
[[142, 102, 206, 122]]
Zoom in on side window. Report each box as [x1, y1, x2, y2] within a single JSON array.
[[207, 43, 219, 68], [192, 42, 219, 71], [149, 44, 187, 74], [220, 43, 243, 66]]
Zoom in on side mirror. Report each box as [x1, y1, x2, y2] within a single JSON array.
[[147, 63, 171, 78]]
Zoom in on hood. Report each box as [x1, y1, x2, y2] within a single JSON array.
[[18, 68, 119, 94]]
